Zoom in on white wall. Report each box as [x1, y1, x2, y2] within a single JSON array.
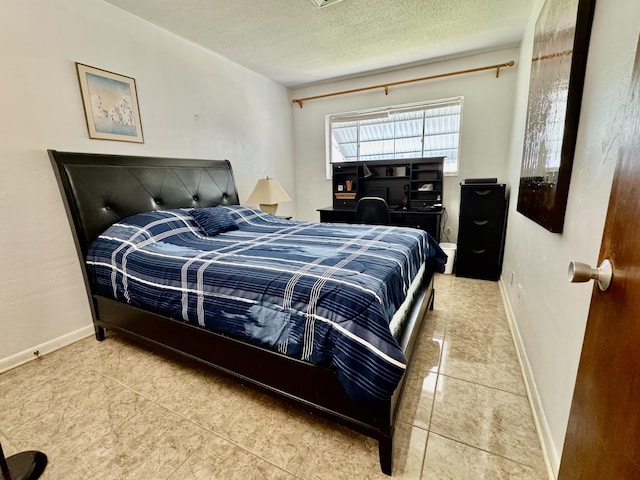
[[289, 48, 520, 241], [0, 0, 295, 368], [501, 0, 640, 475]]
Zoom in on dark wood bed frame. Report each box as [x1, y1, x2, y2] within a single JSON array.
[[48, 150, 436, 475]]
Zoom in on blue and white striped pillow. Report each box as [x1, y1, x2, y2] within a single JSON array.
[[191, 206, 238, 236]]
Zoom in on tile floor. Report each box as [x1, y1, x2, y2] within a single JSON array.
[[0, 274, 549, 479]]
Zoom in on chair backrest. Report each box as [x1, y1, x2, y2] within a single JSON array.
[[355, 197, 390, 225]]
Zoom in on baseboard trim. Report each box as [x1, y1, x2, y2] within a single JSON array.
[[0, 325, 94, 374], [498, 278, 559, 480]]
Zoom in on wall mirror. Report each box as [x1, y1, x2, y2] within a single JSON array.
[[517, 0, 596, 233]]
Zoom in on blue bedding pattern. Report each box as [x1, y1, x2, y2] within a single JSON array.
[[87, 206, 447, 406]]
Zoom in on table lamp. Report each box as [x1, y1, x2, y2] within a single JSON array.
[[246, 177, 291, 215]]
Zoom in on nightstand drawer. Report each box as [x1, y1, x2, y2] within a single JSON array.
[[458, 217, 504, 249], [460, 184, 506, 217], [456, 245, 503, 280]]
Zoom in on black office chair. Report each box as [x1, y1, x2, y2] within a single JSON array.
[[355, 197, 391, 225], [0, 442, 47, 479]]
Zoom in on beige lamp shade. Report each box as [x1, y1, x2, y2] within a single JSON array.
[[246, 177, 291, 215]]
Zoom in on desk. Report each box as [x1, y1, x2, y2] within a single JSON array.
[[318, 206, 442, 242]]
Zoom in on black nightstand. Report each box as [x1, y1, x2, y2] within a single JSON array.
[[456, 183, 508, 281]]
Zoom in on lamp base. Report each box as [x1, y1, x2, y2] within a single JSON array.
[[1, 450, 47, 480], [259, 204, 278, 215]]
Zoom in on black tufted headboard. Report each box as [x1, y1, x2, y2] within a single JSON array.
[[49, 150, 240, 259]]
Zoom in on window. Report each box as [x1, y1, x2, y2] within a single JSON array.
[[327, 97, 463, 177]]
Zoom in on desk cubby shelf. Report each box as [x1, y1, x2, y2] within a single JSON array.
[[330, 157, 443, 210]]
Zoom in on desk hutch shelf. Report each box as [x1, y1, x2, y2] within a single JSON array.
[[321, 157, 445, 241]]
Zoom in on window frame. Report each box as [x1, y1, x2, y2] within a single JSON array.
[[325, 97, 463, 179]]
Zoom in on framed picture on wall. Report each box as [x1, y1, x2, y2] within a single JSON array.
[[516, 0, 596, 233], [75, 63, 144, 143]]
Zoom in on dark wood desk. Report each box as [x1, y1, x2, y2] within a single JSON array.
[[318, 206, 442, 242]]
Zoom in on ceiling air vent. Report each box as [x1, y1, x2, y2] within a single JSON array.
[[309, 0, 344, 8]]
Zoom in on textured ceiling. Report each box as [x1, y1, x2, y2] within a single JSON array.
[[105, 0, 535, 87]]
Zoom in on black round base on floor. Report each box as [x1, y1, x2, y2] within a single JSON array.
[[2, 451, 47, 480]]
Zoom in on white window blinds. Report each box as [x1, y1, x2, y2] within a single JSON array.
[[328, 97, 463, 175]]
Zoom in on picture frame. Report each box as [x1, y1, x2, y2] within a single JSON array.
[[516, 0, 596, 233], [75, 63, 144, 143]]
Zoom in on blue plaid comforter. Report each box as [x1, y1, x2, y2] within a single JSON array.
[[87, 206, 447, 406]]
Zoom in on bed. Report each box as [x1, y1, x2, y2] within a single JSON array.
[[49, 150, 447, 475]]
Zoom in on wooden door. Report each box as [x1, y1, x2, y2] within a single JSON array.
[[558, 38, 640, 479]]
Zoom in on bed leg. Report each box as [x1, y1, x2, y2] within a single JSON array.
[[94, 325, 106, 341], [429, 288, 435, 310], [378, 435, 393, 475]]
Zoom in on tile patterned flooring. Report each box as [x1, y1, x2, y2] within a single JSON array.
[[0, 274, 548, 479]]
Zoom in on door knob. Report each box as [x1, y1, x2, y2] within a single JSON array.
[[568, 259, 613, 291]]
